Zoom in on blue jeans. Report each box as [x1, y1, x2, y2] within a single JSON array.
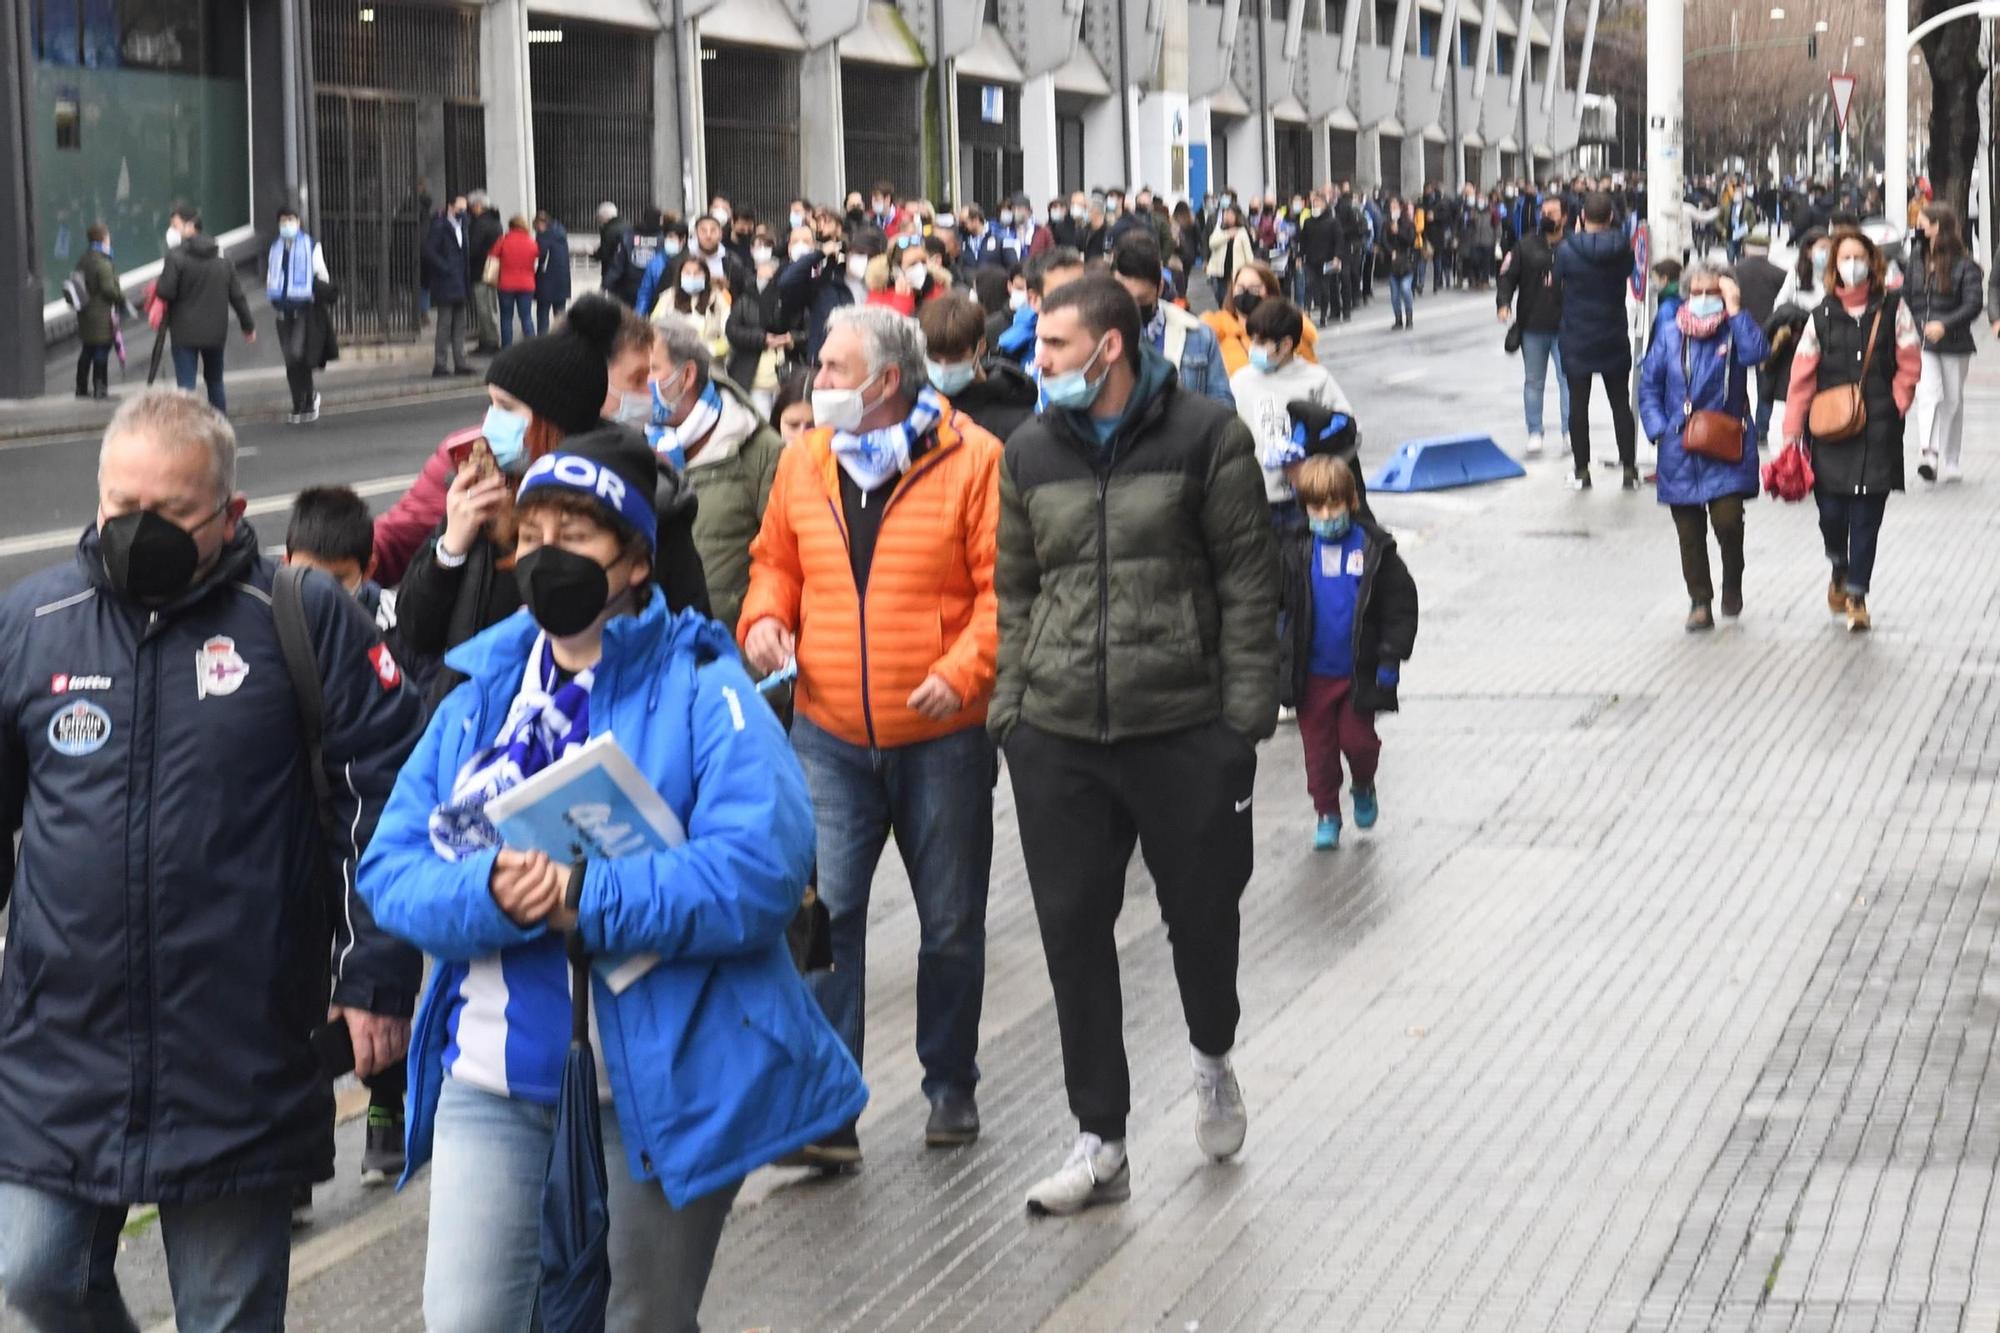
[[170, 344, 226, 412], [1817, 491, 1889, 596], [791, 715, 993, 1101], [423, 1077, 741, 1333], [0, 1180, 291, 1332], [1389, 274, 1414, 322], [499, 291, 535, 347], [1519, 330, 1572, 436]]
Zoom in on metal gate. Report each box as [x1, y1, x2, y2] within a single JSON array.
[[445, 103, 486, 201], [316, 90, 423, 342], [532, 19, 653, 234], [957, 80, 1021, 211], [703, 43, 800, 222], [843, 63, 923, 204], [1274, 122, 1312, 199]]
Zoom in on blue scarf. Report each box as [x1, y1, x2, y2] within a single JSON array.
[[647, 375, 722, 471], [428, 635, 594, 861], [266, 235, 314, 304], [830, 386, 945, 496]]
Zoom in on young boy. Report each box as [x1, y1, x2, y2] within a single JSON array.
[[283, 485, 427, 1195], [1228, 297, 1353, 528], [1279, 456, 1419, 851]]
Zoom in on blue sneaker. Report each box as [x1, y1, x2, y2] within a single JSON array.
[[1353, 788, 1379, 829], [1313, 815, 1341, 851]]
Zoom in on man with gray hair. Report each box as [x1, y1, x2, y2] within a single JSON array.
[[0, 389, 424, 1328], [740, 304, 1004, 1166], [466, 188, 504, 353]]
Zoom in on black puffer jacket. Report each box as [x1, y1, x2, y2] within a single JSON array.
[[1497, 230, 1563, 334], [1278, 518, 1419, 713], [1902, 250, 1984, 356], [156, 235, 254, 349], [1806, 292, 1906, 496], [950, 361, 1040, 444], [0, 525, 423, 1204]]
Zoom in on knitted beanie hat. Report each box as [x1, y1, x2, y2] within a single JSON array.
[[516, 423, 659, 554], [484, 295, 619, 436]]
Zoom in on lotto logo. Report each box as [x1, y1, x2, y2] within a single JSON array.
[[368, 643, 402, 691]]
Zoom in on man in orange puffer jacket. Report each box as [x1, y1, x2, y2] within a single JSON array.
[[741, 305, 1000, 1167]]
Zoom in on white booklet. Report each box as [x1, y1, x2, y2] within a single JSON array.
[[482, 733, 684, 993]]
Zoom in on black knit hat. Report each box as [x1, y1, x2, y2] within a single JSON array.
[[484, 295, 619, 436], [517, 422, 660, 554]]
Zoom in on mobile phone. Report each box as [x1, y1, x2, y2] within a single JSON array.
[[467, 437, 497, 483], [309, 1018, 356, 1080], [445, 434, 479, 468]]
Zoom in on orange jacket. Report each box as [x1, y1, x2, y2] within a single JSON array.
[[1203, 307, 1320, 376], [739, 409, 1001, 749]]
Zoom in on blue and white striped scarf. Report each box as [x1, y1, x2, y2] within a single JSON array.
[[830, 386, 945, 496], [428, 634, 594, 861]]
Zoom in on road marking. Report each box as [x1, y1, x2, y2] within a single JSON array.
[[0, 475, 416, 561]]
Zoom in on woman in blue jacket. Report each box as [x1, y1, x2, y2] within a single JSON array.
[[358, 424, 864, 1333], [1638, 256, 1770, 633]]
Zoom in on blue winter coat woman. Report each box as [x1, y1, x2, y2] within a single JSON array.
[[1637, 260, 1770, 630], [535, 218, 572, 307]]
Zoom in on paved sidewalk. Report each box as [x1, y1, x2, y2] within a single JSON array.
[[104, 293, 2000, 1332]]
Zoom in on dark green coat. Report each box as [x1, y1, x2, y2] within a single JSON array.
[[73, 250, 124, 347], [991, 349, 1279, 745], [686, 375, 784, 635]]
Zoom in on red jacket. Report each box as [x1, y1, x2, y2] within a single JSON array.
[[371, 431, 474, 587], [491, 228, 540, 293]]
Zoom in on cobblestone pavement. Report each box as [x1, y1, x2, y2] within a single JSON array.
[[104, 293, 2000, 1332]]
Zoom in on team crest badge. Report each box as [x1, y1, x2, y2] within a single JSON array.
[[197, 636, 250, 699]]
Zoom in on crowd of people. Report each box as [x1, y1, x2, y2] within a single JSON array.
[[12, 158, 1986, 1329]]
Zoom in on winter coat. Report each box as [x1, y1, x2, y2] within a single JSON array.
[[422, 214, 471, 304], [638, 251, 751, 320], [774, 251, 855, 365], [1384, 216, 1418, 278], [1298, 210, 1341, 267], [1758, 306, 1811, 407], [489, 227, 539, 294], [155, 235, 253, 350], [722, 279, 783, 391], [372, 432, 472, 589], [1638, 310, 1771, 507], [1734, 254, 1788, 326], [1795, 292, 1912, 496], [73, 248, 125, 347], [467, 209, 504, 278], [949, 361, 1040, 445], [1553, 228, 1636, 377], [358, 596, 867, 1208], [1902, 251, 1984, 357], [1496, 231, 1562, 334], [1278, 518, 1418, 714], [740, 410, 1002, 751], [0, 526, 423, 1206], [683, 375, 784, 635], [990, 348, 1279, 747], [1208, 226, 1257, 287], [1203, 307, 1320, 378], [597, 217, 636, 305], [535, 222, 572, 305]]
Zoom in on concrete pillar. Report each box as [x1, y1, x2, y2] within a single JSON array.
[[1223, 114, 1264, 197], [0, 0, 43, 397], [1400, 136, 1425, 199], [651, 27, 688, 215], [1311, 118, 1332, 194], [1885, 0, 1907, 240], [1479, 142, 1502, 188], [1020, 73, 1061, 205], [481, 0, 535, 213], [1357, 127, 1383, 193], [1082, 94, 1125, 189], [1187, 98, 1215, 207], [1133, 88, 1189, 197], [800, 43, 845, 207]]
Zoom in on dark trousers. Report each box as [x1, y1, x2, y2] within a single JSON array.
[[275, 307, 315, 413], [1297, 675, 1380, 816], [1005, 719, 1255, 1142], [535, 298, 564, 336], [432, 299, 469, 372], [1566, 366, 1637, 471], [170, 344, 226, 412], [74, 343, 109, 397], [1817, 491, 1889, 596], [1670, 497, 1745, 605], [1336, 251, 1361, 319]]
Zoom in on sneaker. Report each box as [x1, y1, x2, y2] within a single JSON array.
[[925, 1090, 980, 1147], [774, 1122, 862, 1171], [302, 391, 321, 424], [432, 367, 452, 379], [1313, 814, 1341, 851], [1621, 465, 1642, 491], [1720, 587, 1743, 619], [284, 411, 302, 425], [1685, 602, 1715, 633], [1025, 1134, 1130, 1216], [1526, 433, 1545, 458], [1352, 787, 1379, 829], [1192, 1052, 1248, 1161], [360, 1104, 404, 1187], [1827, 577, 1848, 615], [1943, 462, 1964, 484], [290, 1183, 313, 1229], [1919, 449, 1938, 482], [1568, 468, 1592, 492], [1845, 595, 1871, 633], [1276, 704, 1297, 725]]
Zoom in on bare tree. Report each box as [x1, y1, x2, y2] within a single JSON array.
[[1919, 0, 1985, 220]]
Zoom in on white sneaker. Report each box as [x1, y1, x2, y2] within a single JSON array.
[[1025, 1134, 1130, 1216], [1943, 462, 1964, 484], [1526, 433, 1545, 458], [1276, 705, 1297, 725], [1192, 1051, 1248, 1161], [303, 391, 321, 424]]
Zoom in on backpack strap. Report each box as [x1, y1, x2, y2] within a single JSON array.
[[272, 565, 339, 849]]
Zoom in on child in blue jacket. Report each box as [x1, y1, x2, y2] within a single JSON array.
[[358, 423, 864, 1332]]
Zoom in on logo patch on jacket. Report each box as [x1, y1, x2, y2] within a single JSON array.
[[51, 673, 112, 694], [367, 642, 402, 691], [196, 636, 249, 699], [48, 700, 112, 756], [1346, 549, 1366, 576]]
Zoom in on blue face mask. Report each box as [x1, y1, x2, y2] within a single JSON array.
[[1688, 294, 1725, 319], [927, 358, 978, 396], [481, 403, 531, 471], [1310, 513, 1352, 541], [1249, 346, 1278, 374], [1042, 337, 1108, 412]]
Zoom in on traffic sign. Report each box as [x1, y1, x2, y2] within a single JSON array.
[[1829, 73, 1857, 132]]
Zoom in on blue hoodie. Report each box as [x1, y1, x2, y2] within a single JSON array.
[[357, 596, 866, 1206]]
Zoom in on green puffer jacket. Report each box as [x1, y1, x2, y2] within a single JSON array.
[[686, 374, 784, 635], [992, 348, 1279, 745]]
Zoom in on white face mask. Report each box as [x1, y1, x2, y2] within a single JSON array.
[[164, 228, 183, 249], [847, 256, 869, 281], [751, 245, 773, 265], [811, 370, 881, 433], [1009, 288, 1028, 311], [710, 208, 731, 226], [905, 263, 930, 291], [789, 242, 815, 262], [1838, 258, 1870, 287], [789, 209, 806, 228], [680, 273, 707, 296], [613, 389, 652, 425]]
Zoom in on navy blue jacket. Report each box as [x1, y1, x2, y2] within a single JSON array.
[[535, 221, 572, 305], [422, 212, 471, 304], [1638, 310, 1771, 506], [0, 525, 424, 1205], [775, 252, 855, 365], [1553, 228, 1636, 376]]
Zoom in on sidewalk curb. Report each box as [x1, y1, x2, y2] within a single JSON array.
[[0, 376, 487, 444]]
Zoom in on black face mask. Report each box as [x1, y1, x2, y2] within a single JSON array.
[[1137, 302, 1159, 327], [100, 505, 222, 606], [515, 546, 615, 638], [1233, 291, 1264, 318], [1541, 216, 1563, 234]]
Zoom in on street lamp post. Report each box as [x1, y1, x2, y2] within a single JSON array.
[[1888, 3, 1910, 234], [1646, 0, 1683, 263]]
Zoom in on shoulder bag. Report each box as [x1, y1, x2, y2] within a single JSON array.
[[1806, 302, 1886, 443], [1681, 328, 1744, 463]]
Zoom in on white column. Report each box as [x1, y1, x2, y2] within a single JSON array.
[[1133, 88, 1189, 197], [1645, 0, 1682, 264], [1886, 0, 1908, 238], [1357, 127, 1383, 193], [800, 44, 846, 207], [1082, 93, 1126, 188], [1311, 117, 1332, 192], [1020, 73, 1061, 204], [481, 0, 535, 213], [1187, 98, 1216, 206]]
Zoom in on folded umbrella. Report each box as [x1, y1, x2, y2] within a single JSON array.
[[539, 863, 612, 1333]]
